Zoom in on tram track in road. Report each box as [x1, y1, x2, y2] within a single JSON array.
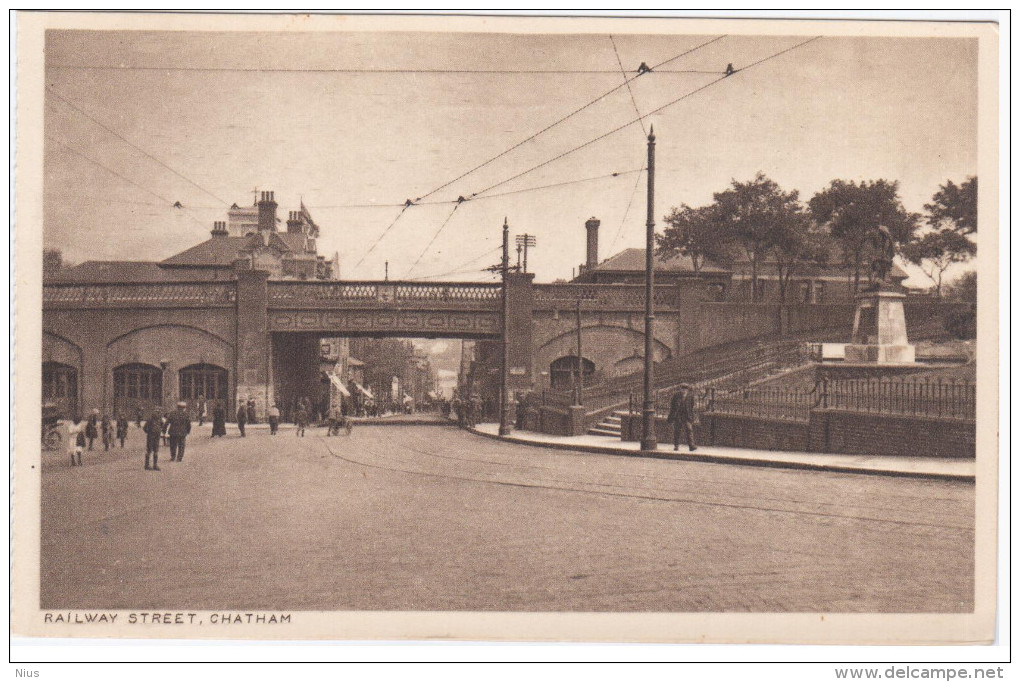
[[314, 430, 973, 533]]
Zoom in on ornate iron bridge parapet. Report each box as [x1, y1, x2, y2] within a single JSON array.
[[43, 282, 237, 308]]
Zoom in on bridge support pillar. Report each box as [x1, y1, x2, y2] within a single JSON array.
[[235, 270, 273, 421], [505, 272, 534, 393]]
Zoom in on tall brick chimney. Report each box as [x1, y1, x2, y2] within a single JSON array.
[[210, 220, 228, 238], [585, 217, 600, 270], [286, 210, 303, 234], [257, 191, 277, 233]]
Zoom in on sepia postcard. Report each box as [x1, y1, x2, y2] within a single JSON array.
[[11, 11, 1000, 644]]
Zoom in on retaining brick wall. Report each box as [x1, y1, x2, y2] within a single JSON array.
[[810, 409, 975, 459], [618, 409, 974, 459]]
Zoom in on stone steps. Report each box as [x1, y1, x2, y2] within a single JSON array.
[[587, 410, 629, 438]]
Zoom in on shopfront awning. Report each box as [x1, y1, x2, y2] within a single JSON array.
[[355, 383, 374, 400], [328, 373, 351, 397]]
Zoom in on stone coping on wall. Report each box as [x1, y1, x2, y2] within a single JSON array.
[[469, 423, 974, 482]]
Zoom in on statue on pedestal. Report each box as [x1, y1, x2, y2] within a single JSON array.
[[868, 225, 896, 288]]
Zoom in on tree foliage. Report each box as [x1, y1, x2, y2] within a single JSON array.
[[925, 177, 977, 235], [712, 173, 806, 302], [656, 203, 732, 273], [901, 229, 976, 297], [808, 179, 918, 294]]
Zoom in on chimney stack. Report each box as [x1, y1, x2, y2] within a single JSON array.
[[257, 191, 278, 233], [210, 220, 228, 238], [286, 210, 303, 234], [585, 216, 600, 270]]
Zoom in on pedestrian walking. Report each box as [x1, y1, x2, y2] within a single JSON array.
[[236, 400, 247, 437], [295, 404, 308, 437], [143, 408, 164, 470], [667, 383, 698, 452], [85, 409, 99, 451], [268, 404, 280, 435], [101, 413, 114, 451], [116, 413, 129, 448], [246, 399, 256, 425], [66, 417, 83, 467], [211, 401, 227, 437], [167, 401, 192, 462], [198, 398, 207, 427], [135, 407, 143, 428]]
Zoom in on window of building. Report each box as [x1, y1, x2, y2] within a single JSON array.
[[113, 363, 163, 402], [549, 355, 595, 390], [800, 282, 811, 303], [42, 362, 77, 400], [178, 363, 228, 401], [814, 282, 825, 304]]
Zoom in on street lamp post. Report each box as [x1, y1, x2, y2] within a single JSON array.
[[499, 217, 511, 436], [640, 126, 658, 451]]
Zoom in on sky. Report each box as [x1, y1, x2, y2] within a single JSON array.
[[42, 29, 979, 287]]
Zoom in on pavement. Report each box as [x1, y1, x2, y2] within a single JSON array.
[[469, 423, 975, 482]]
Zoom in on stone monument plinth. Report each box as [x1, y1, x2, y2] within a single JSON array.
[[844, 287, 915, 364]]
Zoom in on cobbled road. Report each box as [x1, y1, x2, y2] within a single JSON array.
[[40, 424, 974, 612]]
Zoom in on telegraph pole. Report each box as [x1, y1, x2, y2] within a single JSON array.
[[499, 217, 511, 436], [574, 298, 583, 407], [640, 126, 658, 451]]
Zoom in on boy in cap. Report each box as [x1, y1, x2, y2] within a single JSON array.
[[667, 384, 698, 452]]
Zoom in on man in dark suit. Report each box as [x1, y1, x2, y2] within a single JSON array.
[[667, 384, 698, 452], [167, 401, 192, 462], [143, 408, 164, 471]]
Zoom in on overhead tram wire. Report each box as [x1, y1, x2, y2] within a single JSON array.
[[317, 37, 725, 264], [405, 203, 463, 278], [412, 35, 726, 204], [308, 167, 646, 210], [352, 202, 414, 270], [47, 64, 728, 75], [609, 167, 646, 253], [609, 35, 647, 137], [469, 36, 822, 200], [46, 134, 211, 230], [409, 244, 504, 281], [46, 88, 231, 207]]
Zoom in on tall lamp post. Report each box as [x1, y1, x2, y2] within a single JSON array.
[[640, 126, 658, 451], [499, 217, 511, 436]]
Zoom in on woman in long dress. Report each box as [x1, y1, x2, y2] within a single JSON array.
[[211, 401, 227, 437]]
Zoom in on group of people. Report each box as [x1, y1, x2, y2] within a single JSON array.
[[141, 401, 192, 470], [64, 409, 130, 466]]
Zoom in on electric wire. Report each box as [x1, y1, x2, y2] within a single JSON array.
[[469, 36, 821, 200], [405, 203, 462, 277], [609, 34, 647, 137], [411, 35, 726, 203], [47, 64, 728, 75], [351, 204, 413, 270], [47, 88, 231, 206], [608, 167, 646, 252], [45, 134, 213, 231]]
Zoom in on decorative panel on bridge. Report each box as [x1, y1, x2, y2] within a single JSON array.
[[266, 281, 502, 337], [531, 284, 679, 310]]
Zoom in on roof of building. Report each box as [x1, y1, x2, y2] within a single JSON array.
[[47, 260, 230, 283], [159, 236, 259, 268], [590, 248, 730, 273]]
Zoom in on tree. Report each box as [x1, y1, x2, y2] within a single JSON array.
[[43, 249, 64, 278], [656, 203, 733, 273], [771, 219, 832, 302], [808, 179, 919, 295], [925, 177, 977, 235], [901, 229, 977, 297], [712, 173, 804, 302], [943, 270, 977, 303]]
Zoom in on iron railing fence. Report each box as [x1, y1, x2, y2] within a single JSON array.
[[820, 377, 975, 420]]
